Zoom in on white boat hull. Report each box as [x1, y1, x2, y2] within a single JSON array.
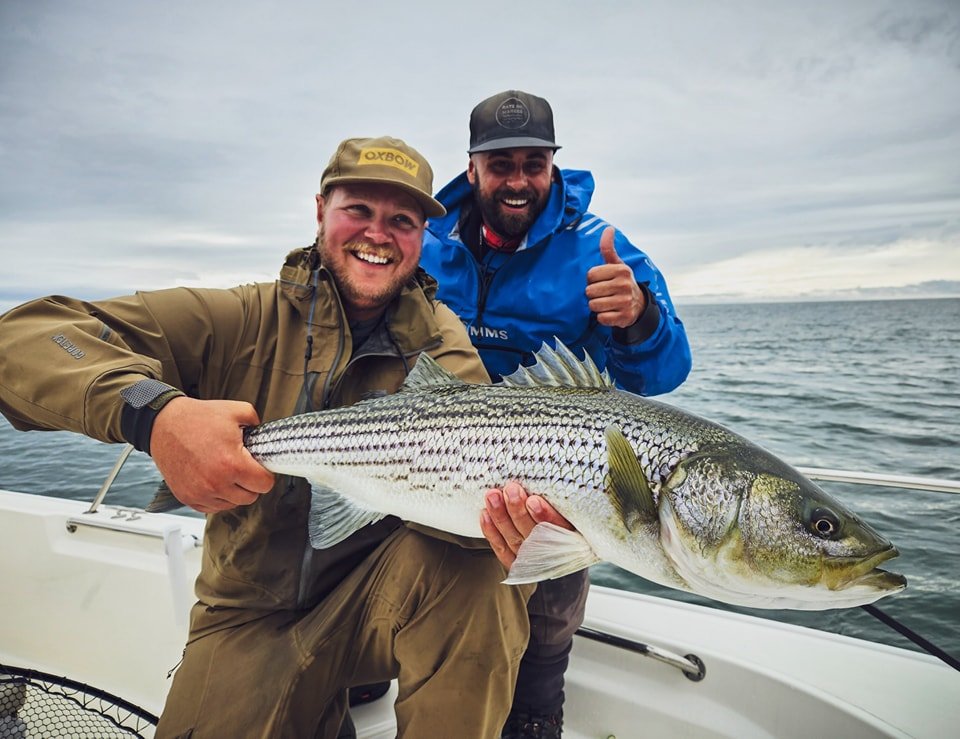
[[1, 488, 956, 738]]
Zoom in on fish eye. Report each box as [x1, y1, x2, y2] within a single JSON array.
[[810, 507, 841, 538]]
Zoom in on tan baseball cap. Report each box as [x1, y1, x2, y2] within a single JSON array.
[[320, 136, 446, 218]]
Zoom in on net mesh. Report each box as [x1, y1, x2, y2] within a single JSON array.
[[1, 665, 157, 739]]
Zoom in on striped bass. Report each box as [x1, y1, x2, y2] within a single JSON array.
[[162, 342, 906, 610]]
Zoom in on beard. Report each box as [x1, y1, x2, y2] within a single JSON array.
[[473, 183, 550, 238], [316, 225, 417, 318]]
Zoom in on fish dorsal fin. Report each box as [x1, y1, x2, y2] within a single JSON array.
[[605, 424, 659, 530], [500, 339, 615, 389], [397, 352, 468, 392]]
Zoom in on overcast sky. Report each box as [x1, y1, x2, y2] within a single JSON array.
[[1, 0, 958, 311]]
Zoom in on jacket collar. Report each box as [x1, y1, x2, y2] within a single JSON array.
[[278, 245, 442, 353]]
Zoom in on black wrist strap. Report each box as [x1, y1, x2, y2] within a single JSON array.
[[612, 284, 661, 345], [119, 380, 185, 455]]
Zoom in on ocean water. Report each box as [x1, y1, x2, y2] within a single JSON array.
[[1, 298, 958, 660]]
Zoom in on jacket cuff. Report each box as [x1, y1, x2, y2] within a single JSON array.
[[119, 379, 185, 455], [612, 284, 661, 345]]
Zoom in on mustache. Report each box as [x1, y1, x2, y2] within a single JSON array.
[[493, 186, 537, 201], [343, 241, 399, 262]]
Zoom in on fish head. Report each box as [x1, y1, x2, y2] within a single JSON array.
[[657, 443, 906, 610]]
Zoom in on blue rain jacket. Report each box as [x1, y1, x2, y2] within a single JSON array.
[[421, 168, 691, 395]]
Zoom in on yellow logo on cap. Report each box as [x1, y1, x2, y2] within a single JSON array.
[[357, 147, 419, 177]]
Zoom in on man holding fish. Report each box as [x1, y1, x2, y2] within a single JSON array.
[[0, 135, 570, 738]]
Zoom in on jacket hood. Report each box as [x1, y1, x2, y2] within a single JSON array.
[[429, 168, 596, 248]]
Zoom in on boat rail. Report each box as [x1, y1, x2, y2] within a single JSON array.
[[86, 444, 135, 514], [576, 626, 706, 681], [798, 467, 960, 494]]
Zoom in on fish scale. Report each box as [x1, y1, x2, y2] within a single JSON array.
[[237, 342, 906, 610], [247, 384, 693, 524]]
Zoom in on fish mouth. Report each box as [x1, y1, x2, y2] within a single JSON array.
[[830, 546, 906, 591], [852, 568, 907, 592]]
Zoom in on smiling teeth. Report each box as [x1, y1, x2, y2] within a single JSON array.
[[503, 198, 529, 206], [356, 252, 389, 265]]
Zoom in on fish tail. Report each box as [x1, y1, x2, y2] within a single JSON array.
[[145, 481, 184, 513]]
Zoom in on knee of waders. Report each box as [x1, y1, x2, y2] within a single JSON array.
[[395, 530, 534, 656]]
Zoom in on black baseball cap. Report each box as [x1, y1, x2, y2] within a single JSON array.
[[468, 90, 561, 154]]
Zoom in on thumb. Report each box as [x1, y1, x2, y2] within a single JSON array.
[[222, 399, 262, 428], [599, 226, 622, 264]]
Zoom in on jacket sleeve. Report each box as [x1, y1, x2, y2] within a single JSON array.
[[0, 288, 245, 443], [603, 231, 692, 396]]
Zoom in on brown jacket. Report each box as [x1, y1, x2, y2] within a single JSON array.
[[0, 246, 489, 614]]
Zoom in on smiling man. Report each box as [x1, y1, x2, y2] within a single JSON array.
[[313, 139, 445, 323], [420, 91, 692, 738], [0, 135, 558, 738]]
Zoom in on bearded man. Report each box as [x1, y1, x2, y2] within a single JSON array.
[[0, 135, 569, 738], [421, 92, 692, 738]]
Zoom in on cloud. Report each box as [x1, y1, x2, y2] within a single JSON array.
[[1, 0, 959, 308], [670, 236, 960, 302]]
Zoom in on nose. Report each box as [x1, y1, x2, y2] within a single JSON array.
[[364, 216, 391, 244], [505, 169, 528, 190]]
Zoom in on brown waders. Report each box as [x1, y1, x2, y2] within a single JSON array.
[[156, 527, 533, 738]]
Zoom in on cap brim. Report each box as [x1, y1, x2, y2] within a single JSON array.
[[468, 136, 561, 154], [322, 175, 446, 218]]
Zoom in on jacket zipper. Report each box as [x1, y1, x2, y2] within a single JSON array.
[[296, 270, 346, 607], [476, 262, 496, 326], [319, 315, 346, 411]]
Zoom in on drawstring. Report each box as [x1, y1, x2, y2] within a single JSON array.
[[298, 269, 321, 413]]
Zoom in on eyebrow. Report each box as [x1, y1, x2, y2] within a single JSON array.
[[340, 194, 421, 217]]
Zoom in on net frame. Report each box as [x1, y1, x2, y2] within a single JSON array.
[[1, 663, 158, 738]]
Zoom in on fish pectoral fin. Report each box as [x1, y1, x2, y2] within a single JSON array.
[[145, 480, 185, 513], [502, 523, 601, 585], [604, 424, 658, 530], [307, 485, 386, 549]]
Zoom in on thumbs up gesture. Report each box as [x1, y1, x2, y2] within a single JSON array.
[[585, 227, 646, 328]]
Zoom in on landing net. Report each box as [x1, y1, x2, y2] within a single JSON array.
[[1, 664, 157, 738]]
